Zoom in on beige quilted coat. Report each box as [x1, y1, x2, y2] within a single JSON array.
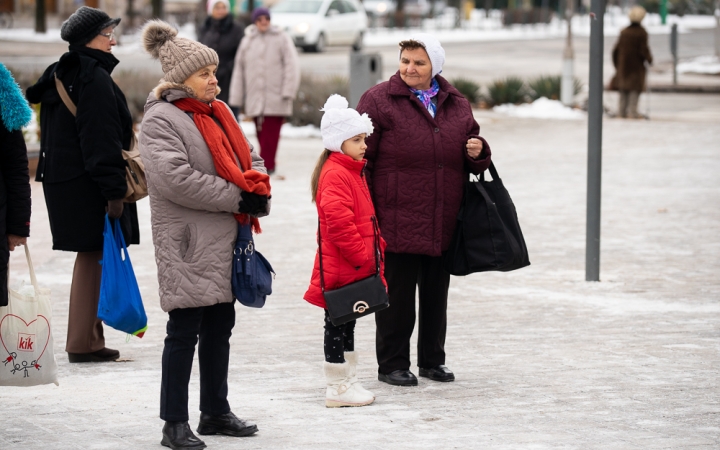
[[228, 24, 300, 117], [139, 82, 268, 312]]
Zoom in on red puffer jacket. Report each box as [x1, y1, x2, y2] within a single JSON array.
[[304, 152, 387, 309], [357, 72, 492, 256]]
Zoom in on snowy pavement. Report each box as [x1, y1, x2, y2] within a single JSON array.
[[1, 107, 719, 449]]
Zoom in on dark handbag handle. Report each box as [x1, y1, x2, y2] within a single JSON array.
[[479, 162, 500, 183], [317, 216, 381, 293]]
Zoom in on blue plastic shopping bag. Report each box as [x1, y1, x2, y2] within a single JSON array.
[[98, 215, 147, 338]]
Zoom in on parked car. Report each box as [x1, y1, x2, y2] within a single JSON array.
[[270, 0, 368, 52], [362, 0, 447, 18]]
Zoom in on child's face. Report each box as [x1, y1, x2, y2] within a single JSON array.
[[341, 133, 367, 161]]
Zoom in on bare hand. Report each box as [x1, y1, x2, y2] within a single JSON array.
[[7, 235, 27, 251], [107, 199, 124, 219], [466, 138, 484, 159]]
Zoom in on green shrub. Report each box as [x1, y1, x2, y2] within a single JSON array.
[[291, 73, 349, 127], [450, 77, 481, 104], [527, 75, 583, 101], [486, 76, 528, 106]]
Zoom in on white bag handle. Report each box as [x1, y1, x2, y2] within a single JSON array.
[[23, 245, 40, 296]]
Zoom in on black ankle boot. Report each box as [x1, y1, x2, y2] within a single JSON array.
[[161, 421, 206, 449]]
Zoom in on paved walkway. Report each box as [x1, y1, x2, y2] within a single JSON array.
[[1, 109, 719, 449]]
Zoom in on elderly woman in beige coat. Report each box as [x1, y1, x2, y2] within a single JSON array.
[[228, 7, 300, 175], [139, 21, 270, 450]]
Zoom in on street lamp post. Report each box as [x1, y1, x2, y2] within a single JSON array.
[[586, 0, 604, 282], [561, 1, 575, 106]]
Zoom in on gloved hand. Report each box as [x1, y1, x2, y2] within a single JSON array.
[[239, 191, 268, 215], [107, 199, 124, 219]]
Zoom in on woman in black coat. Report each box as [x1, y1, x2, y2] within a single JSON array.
[[198, 0, 244, 109], [0, 63, 32, 308], [26, 7, 139, 363]]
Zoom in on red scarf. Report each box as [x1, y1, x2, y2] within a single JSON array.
[[173, 97, 271, 233]]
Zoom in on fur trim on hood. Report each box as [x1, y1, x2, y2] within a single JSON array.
[[0, 63, 33, 131], [152, 80, 221, 102]]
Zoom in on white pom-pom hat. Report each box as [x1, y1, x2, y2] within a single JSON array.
[[320, 94, 374, 152]]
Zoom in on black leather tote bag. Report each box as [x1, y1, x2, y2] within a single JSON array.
[[319, 217, 389, 326], [444, 162, 530, 276]]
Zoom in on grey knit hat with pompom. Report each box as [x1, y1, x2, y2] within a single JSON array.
[[141, 20, 219, 84], [60, 6, 120, 46]]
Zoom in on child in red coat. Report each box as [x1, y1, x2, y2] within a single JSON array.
[[304, 94, 386, 408]]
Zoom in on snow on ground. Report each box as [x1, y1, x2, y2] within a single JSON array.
[[493, 97, 586, 120], [1, 12, 715, 48], [240, 120, 322, 139], [677, 55, 720, 75]]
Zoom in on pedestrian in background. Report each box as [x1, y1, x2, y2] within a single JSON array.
[[197, 0, 244, 112], [0, 63, 32, 308], [26, 6, 139, 363], [229, 7, 300, 176], [611, 6, 653, 119], [356, 34, 492, 387], [141, 20, 270, 449], [304, 94, 385, 408]]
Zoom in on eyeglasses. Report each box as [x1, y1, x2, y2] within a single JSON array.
[[99, 32, 116, 40]]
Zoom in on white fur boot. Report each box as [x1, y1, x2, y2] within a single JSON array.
[[324, 362, 374, 408], [344, 351, 375, 399]]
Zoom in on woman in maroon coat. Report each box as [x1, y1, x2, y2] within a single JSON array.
[[356, 34, 491, 386]]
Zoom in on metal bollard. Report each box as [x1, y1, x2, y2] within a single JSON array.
[[349, 52, 383, 108], [671, 23, 678, 85]]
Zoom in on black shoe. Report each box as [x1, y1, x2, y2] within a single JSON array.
[[378, 369, 418, 386], [67, 348, 120, 363], [161, 421, 206, 449], [197, 411, 258, 437], [419, 365, 455, 382]]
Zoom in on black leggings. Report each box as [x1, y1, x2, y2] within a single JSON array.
[[324, 310, 355, 363]]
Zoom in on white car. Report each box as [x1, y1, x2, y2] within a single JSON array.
[[270, 0, 368, 52]]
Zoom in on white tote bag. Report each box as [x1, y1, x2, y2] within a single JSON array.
[[0, 245, 58, 386]]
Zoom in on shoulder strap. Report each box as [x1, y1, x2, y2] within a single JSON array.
[[54, 73, 77, 117]]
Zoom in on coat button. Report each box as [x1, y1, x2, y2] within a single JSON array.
[[434, 127, 439, 133], [438, 164, 443, 168]]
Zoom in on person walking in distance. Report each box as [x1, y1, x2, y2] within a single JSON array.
[[197, 0, 244, 113], [228, 7, 300, 176], [304, 94, 386, 408], [611, 6, 653, 119]]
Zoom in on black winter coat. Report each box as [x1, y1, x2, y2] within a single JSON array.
[[198, 15, 244, 104], [26, 46, 139, 252], [0, 126, 31, 307]]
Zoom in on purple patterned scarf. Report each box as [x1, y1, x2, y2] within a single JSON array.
[[409, 78, 440, 117]]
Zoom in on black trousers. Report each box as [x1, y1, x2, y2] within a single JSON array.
[[375, 252, 450, 374], [160, 301, 236, 422]]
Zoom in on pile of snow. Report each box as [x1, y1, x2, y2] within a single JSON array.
[[677, 55, 720, 75], [493, 97, 585, 120], [240, 121, 321, 139]]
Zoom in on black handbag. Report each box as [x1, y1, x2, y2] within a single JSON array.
[[319, 216, 389, 326], [444, 162, 530, 276], [232, 222, 275, 308]]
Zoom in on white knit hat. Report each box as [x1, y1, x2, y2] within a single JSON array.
[[399, 33, 445, 78], [207, 0, 230, 15], [628, 6, 646, 23], [320, 95, 374, 152]]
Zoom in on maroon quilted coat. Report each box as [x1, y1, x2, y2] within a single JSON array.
[[356, 72, 492, 256], [304, 152, 387, 309]]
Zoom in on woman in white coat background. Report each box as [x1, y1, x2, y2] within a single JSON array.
[[228, 7, 300, 176]]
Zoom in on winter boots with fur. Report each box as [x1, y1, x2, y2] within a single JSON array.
[[324, 352, 374, 407]]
